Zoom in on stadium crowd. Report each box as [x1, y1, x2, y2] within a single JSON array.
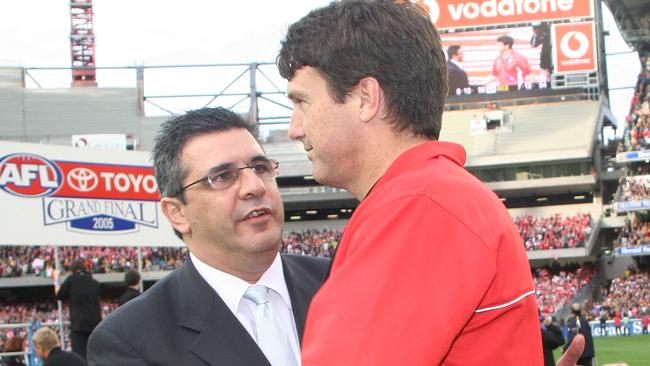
[[589, 269, 650, 322], [616, 175, 650, 202], [534, 263, 597, 317], [0, 246, 188, 278], [514, 213, 592, 250], [617, 214, 650, 247], [0, 214, 595, 279], [621, 56, 650, 152]]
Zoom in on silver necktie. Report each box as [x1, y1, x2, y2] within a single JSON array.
[[244, 284, 298, 366]]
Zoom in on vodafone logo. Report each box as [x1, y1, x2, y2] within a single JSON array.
[[67, 167, 99, 192], [433, 0, 591, 30], [422, 0, 441, 23], [560, 30, 589, 59], [0, 153, 62, 197]]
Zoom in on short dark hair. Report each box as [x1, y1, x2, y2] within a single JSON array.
[[70, 259, 88, 275], [278, 0, 447, 140], [152, 107, 258, 239], [447, 45, 461, 59], [124, 269, 140, 287], [497, 35, 514, 49]]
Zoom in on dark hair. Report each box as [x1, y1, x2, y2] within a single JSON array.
[[151, 107, 257, 239], [124, 269, 140, 287], [278, 0, 447, 140], [497, 35, 514, 49], [70, 259, 89, 275], [447, 45, 461, 59]]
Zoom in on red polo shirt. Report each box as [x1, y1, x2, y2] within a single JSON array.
[[302, 141, 542, 365]]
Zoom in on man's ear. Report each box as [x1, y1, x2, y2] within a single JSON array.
[[355, 76, 384, 122], [161, 197, 190, 236]]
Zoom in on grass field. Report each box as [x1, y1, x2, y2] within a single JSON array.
[[553, 335, 650, 366]]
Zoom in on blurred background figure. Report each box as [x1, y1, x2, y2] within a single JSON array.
[[53, 259, 101, 360], [446, 44, 469, 95], [542, 315, 565, 366], [117, 269, 141, 307], [3, 335, 26, 366], [32, 327, 86, 366], [564, 303, 595, 366]]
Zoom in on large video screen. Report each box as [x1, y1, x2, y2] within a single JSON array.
[[441, 21, 597, 98]]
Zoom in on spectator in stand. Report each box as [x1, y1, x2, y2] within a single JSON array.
[[3, 335, 26, 366], [116, 269, 140, 307], [542, 315, 565, 366], [54, 259, 101, 360], [32, 327, 86, 366], [564, 303, 595, 366]]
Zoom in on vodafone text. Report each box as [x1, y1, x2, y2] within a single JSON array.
[[447, 0, 575, 20]]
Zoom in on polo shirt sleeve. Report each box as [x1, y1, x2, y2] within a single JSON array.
[[301, 194, 497, 365]]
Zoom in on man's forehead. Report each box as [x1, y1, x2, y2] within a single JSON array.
[[181, 129, 265, 168]]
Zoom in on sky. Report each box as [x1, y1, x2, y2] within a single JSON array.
[[0, 0, 641, 137]]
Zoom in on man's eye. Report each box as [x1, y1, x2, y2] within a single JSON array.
[[251, 163, 271, 174], [209, 171, 234, 184]]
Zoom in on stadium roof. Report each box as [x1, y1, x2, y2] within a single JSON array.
[[604, 0, 650, 56]]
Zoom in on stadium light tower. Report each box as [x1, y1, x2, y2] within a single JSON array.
[[70, 0, 97, 87]]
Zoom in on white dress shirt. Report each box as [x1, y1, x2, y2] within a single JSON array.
[[190, 252, 301, 365]]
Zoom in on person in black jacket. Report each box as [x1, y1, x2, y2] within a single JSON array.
[[53, 259, 101, 360], [32, 327, 86, 366], [542, 315, 565, 366], [563, 303, 595, 366], [446, 44, 469, 96], [116, 269, 140, 307]]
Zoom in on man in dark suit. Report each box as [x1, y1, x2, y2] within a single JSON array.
[[564, 303, 595, 366], [87, 107, 328, 366], [446, 44, 469, 95], [116, 269, 140, 307], [32, 327, 86, 366], [53, 259, 101, 360], [542, 315, 565, 366]]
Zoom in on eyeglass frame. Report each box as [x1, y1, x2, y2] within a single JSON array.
[[174, 158, 279, 196]]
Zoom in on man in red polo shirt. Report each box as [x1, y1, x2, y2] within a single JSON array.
[[279, 1, 584, 364]]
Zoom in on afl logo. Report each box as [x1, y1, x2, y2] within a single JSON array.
[[67, 167, 99, 192], [560, 31, 589, 59], [0, 153, 62, 197]]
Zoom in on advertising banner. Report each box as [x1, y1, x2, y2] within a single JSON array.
[[552, 21, 597, 73], [589, 319, 646, 337], [422, 0, 594, 30], [616, 245, 650, 256], [0, 141, 182, 247]]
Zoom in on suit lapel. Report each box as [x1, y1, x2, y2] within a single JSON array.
[[282, 255, 319, 345], [177, 261, 271, 366]]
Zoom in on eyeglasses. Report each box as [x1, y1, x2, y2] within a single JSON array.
[[178, 159, 279, 194]]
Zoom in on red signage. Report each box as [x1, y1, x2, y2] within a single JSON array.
[[0, 153, 159, 201], [552, 21, 597, 73], [421, 0, 594, 30]]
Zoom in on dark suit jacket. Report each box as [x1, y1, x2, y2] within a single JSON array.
[[87, 254, 329, 366], [541, 324, 564, 366], [56, 272, 102, 332], [447, 60, 469, 95], [117, 287, 140, 307], [563, 314, 595, 360], [44, 347, 87, 366]]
